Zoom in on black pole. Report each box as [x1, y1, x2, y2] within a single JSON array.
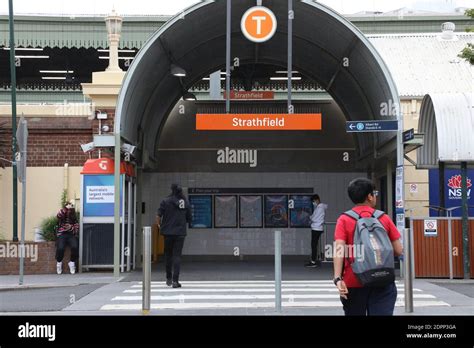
[[8, 0, 18, 242], [461, 162, 470, 278], [225, 0, 231, 114], [287, 0, 293, 114]]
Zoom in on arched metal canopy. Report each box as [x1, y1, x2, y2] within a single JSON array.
[[417, 93, 474, 168], [115, 0, 400, 165]]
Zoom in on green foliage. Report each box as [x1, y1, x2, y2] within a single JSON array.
[[60, 189, 68, 208], [39, 216, 58, 242], [459, 43, 474, 65], [459, 9, 474, 64]]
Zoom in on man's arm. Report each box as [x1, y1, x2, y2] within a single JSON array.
[[333, 239, 349, 299], [155, 215, 161, 227], [392, 239, 403, 257]]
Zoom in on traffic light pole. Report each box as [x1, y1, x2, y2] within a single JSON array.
[[8, 0, 18, 242]]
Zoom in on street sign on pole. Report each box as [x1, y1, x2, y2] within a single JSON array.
[[346, 120, 398, 133], [403, 128, 415, 143]]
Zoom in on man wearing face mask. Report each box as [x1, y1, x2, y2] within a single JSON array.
[[305, 194, 328, 268]]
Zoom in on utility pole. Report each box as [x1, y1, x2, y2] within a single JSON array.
[[8, 0, 18, 242]]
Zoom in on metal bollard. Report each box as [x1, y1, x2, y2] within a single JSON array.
[[275, 230, 282, 313], [404, 228, 414, 313], [142, 226, 151, 314]]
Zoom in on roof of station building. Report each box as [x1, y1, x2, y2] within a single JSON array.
[[368, 32, 474, 98]]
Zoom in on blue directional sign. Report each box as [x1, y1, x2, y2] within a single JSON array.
[[403, 128, 415, 143], [346, 120, 398, 133]]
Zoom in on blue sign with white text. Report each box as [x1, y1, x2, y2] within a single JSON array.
[[346, 120, 398, 133], [83, 175, 123, 217]]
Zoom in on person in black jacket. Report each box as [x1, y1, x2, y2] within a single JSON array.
[[156, 184, 192, 288]]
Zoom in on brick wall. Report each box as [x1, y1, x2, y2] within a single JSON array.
[[0, 241, 72, 275], [0, 114, 119, 167]]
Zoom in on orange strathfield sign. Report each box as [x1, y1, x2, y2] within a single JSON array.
[[241, 6, 277, 43], [196, 114, 322, 131], [223, 91, 275, 100]]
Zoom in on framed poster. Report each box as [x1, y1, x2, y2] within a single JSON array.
[[239, 195, 263, 228], [214, 195, 238, 228], [83, 175, 123, 217], [189, 195, 212, 228], [264, 195, 288, 228], [289, 195, 313, 228]]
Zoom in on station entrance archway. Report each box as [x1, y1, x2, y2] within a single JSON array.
[[113, 0, 401, 262]]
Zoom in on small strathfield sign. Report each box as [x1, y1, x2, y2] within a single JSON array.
[[223, 91, 274, 100]]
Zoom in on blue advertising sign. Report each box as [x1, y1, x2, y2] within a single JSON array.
[[189, 195, 212, 228], [83, 175, 123, 217], [265, 195, 288, 228], [289, 195, 313, 228], [429, 169, 474, 217], [346, 120, 398, 133]]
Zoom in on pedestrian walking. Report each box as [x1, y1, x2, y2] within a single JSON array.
[[333, 178, 403, 316], [156, 184, 192, 288]]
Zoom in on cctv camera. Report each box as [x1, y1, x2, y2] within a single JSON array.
[[101, 125, 110, 133], [121, 143, 136, 156], [81, 142, 95, 153]]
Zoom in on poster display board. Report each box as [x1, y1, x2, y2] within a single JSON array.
[[215, 195, 238, 228], [239, 195, 263, 227], [83, 175, 123, 217], [189, 195, 212, 228], [265, 195, 288, 228], [289, 195, 313, 228]]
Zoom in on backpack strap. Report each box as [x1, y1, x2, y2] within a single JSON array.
[[372, 210, 385, 219], [343, 210, 360, 221]]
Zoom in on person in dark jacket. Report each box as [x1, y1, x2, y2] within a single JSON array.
[[56, 202, 79, 275], [156, 184, 192, 288]]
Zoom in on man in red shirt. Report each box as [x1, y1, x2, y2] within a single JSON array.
[[333, 178, 403, 316]]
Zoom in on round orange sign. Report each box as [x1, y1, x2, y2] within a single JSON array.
[[241, 6, 277, 43]]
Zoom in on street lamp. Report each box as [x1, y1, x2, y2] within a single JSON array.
[[105, 9, 123, 72]]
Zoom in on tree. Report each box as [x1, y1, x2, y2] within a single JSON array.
[[459, 9, 474, 65]]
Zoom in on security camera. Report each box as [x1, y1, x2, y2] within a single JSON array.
[[101, 125, 110, 133], [81, 142, 95, 153], [121, 143, 136, 156]]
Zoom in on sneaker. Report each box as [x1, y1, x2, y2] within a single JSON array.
[[68, 261, 76, 275], [56, 262, 62, 275], [304, 261, 319, 268], [172, 281, 182, 288], [166, 279, 172, 287]]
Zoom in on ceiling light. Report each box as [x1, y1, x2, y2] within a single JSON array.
[[4, 47, 43, 51], [39, 70, 74, 74], [170, 64, 186, 77], [202, 77, 226, 80], [99, 56, 135, 60], [270, 77, 302, 81], [42, 77, 66, 80], [15, 55, 49, 59], [275, 70, 299, 74]]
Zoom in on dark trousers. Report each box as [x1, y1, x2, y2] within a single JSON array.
[[56, 233, 79, 263], [311, 230, 323, 262], [164, 235, 185, 282], [340, 282, 398, 316]]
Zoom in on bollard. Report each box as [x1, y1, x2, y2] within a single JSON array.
[[404, 228, 414, 313], [142, 226, 151, 314], [275, 230, 282, 313]]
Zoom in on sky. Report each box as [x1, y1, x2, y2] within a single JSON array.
[[0, 0, 472, 16]]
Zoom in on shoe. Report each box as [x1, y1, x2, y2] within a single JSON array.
[[166, 279, 172, 287], [68, 261, 76, 274], [172, 281, 182, 288], [56, 262, 62, 275], [304, 261, 319, 268]]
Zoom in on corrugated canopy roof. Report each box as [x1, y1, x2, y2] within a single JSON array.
[[417, 93, 474, 168], [369, 33, 474, 97]]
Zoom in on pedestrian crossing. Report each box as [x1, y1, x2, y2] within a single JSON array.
[[100, 280, 450, 311]]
